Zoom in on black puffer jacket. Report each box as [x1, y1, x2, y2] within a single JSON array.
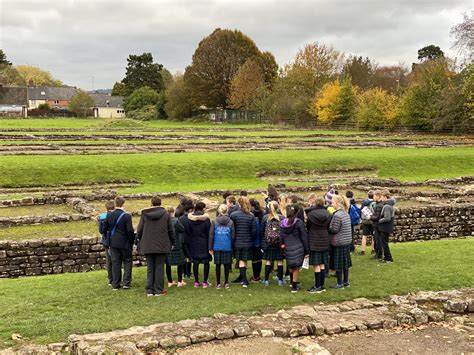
[[306, 206, 332, 251], [136, 207, 175, 254], [280, 218, 309, 268], [230, 210, 257, 249], [183, 212, 211, 260]]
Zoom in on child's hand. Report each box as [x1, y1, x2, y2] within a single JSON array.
[[209, 250, 214, 256]]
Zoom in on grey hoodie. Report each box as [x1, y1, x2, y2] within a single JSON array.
[[378, 199, 396, 234]]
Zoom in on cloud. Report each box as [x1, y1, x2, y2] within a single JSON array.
[[0, 0, 470, 89]]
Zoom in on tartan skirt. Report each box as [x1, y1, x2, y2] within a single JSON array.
[[309, 250, 329, 266], [166, 249, 185, 266], [251, 247, 264, 261], [235, 247, 252, 261], [330, 245, 352, 271], [213, 251, 232, 265], [263, 246, 284, 261]]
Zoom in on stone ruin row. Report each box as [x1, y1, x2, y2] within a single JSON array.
[[0, 177, 472, 278], [6, 288, 473, 354]]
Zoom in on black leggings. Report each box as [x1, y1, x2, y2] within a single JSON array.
[[193, 261, 210, 284], [215, 264, 230, 285], [166, 264, 183, 283]]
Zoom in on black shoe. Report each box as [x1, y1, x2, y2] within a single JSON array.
[[291, 286, 299, 293], [382, 259, 393, 264], [343, 282, 350, 288], [330, 284, 344, 289], [231, 277, 242, 284], [308, 286, 325, 294]]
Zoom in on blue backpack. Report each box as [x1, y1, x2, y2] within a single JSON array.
[[349, 204, 361, 226], [213, 224, 232, 252]]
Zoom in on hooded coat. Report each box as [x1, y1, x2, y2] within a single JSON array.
[[209, 215, 235, 251], [305, 206, 332, 251], [136, 207, 175, 254], [280, 218, 309, 268], [378, 199, 396, 233], [183, 212, 211, 260]]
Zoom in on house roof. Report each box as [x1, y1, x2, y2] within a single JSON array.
[[90, 93, 123, 108], [0, 86, 28, 105], [28, 86, 79, 101]]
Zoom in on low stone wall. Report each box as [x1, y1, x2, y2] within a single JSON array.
[[0, 204, 472, 278], [0, 237, 145, 278], [354, 203, 473, 243]]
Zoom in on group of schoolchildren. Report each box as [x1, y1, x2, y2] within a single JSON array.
[[98, 186, 396, 296]]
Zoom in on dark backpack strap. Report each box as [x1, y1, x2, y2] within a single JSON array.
[[111, 212, 126, 238]]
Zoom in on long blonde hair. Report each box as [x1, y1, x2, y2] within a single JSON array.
[[238, 196, 251, 214], [278, 193, 288, 217], [332, 195, 350, 213], [268, 200, 280, 221]]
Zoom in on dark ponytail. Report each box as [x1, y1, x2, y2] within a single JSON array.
[[287, 203, 300, 225]]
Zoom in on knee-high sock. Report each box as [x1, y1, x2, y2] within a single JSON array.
[[343, 268, 349, 284], [264, 265, 272, 281], [239, 267, 247, 283], [277, 265, 284, 281], [215, 264, 221, 285], [204, 262, 210, 283], [336, 270, 343, 285], [177, 265, 183, 282], [315, 272, 320, 288]]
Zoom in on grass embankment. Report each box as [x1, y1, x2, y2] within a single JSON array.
[[0, 238, 472, 347], [0, 221, 97, 241], [0, 148, 473, 193]]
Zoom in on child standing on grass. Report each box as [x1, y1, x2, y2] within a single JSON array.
[[378, 190, 395, 263], [250, 198, 264, 282], [370, 191, 385, 260], [329, 195, 353, 289], [280, 204, 309, 293], [230, 196, 257, 288], [98, 200, 115, 286], [166, 206, 187, 287], [346, 190, 361, 252], [178, 199, 195, 280], [262, 201, 285, 286], [183, 202, 211, 288], [360, 191, 376, 256], [306, 195, 332, 293], [209, 204, 235, 289]]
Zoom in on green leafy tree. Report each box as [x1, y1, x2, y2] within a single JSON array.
[[161, 68, 174, 89], [126, 105, 157, 121], [342, 56, 374, 89], [355, 88, 398, 130], [156, 91, 167, 119], [122, 53, 164, 96], [398, 59, 454, 131], [417, 45, 444, 62], [14, 65, 62, 86], [111, 82, 126, 96], [124, 86, 160, 113], [0, 65, 24, 85], [0, 49, 12, 65], [184, 28, 272, 108], [228, 59, 265, 109], [164, 74, 193, 119], [68, 91, 94, 117]]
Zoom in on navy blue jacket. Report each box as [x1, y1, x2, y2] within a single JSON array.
[[230, 210, 257, 249], [100, 209, 135, 249]]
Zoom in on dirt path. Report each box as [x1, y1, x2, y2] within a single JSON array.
[[179, 319, 474, 355]]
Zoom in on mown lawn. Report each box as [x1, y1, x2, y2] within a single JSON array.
[[0, 238, 472, 348], [0, 147, 473, 192]]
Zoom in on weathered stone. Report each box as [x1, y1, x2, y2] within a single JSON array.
[[354, 322, 368, 331], [47, 342, 67, 352], [177, 319, 197, 328], [174, 335, 191, 347], [136, 339, 159, 351], [160, 336, 176, 349], [325, 325, 341, 335], [234, 323, 251, 337], [383, 319, 398, 329], [260, 329, 274, 337], [216, 327, 234, 340], [190, 330, 215, 344], [309, 322, 325, 336], [396, 313, 414, 325], [410, 307, 428, 324], [444, 299, 468, 314], [273, 327, 289, 337], [339, 321, 357, 332], [426, 310, 444, 322]]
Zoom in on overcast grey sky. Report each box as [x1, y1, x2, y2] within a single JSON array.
[[0, 0, 471, 90]]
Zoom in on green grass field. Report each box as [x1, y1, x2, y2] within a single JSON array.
[[0, 147, 473, 192], [0, 238, 472, 348]]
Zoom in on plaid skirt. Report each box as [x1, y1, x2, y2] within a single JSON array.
[[213, 251, 232, 265], [251, 247, 264, 261], [330, 245, 352, 271], [166, 249, 185, 266], [235, 247, 252, 261], [263, 246, 284, 261], [309, 250, 329, 266]]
